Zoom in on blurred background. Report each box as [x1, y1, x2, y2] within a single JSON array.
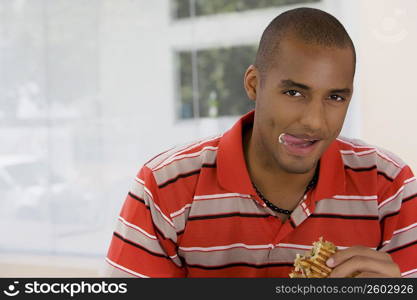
[[0, 0, 416, 277]]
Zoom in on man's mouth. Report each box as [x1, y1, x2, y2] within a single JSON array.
[[279, 133, 321, 146], [278, 133, 321, 155]]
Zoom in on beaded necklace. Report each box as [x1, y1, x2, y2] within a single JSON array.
[[252, 164, 320, 215]]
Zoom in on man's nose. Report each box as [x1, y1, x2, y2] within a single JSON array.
[[299, 97, 326, 132]]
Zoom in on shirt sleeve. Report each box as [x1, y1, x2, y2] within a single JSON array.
[[378, 165, 417, 278], [103, 165, 186, 278]]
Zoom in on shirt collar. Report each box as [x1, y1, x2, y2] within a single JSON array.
[[217, 110, 255, 196], [217, 110, 346, 202], [312, 140, 346, 202]]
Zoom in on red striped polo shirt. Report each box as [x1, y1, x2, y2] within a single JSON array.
[[104, 111, 417, 278]]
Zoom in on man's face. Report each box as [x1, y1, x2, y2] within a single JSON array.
[[249, 37, 355, 174]]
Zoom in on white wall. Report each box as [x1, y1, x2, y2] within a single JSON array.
[[358, 0, 417, 172]]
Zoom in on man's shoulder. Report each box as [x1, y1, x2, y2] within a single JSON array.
[[335, 136, 408, 178], [143, 134, 223, 173], [336, 136, 406, 165]]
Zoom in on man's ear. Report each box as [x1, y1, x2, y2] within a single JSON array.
[[244, 65, 259, 101]]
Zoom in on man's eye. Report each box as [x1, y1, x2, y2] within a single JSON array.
[[329, 94, 345, 102], [284, 90, 302, 97]]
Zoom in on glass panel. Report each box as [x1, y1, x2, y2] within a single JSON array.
[[46, 0, 99, 119], [177, 45, 256, 119], [0, 0, 53, 253], [0, 0, 104, 256], [178, 52, 194, 119], [173, 0, 191, 19], [173, 0, 321, 19]]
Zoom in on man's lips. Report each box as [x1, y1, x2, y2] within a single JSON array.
[[279, 133, 322, 145], [278, 133, 322, 156]]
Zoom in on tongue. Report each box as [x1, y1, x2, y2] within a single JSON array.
[[283, 134, 310, 145]]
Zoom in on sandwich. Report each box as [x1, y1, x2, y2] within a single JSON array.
[[289, 237, 337, 278]]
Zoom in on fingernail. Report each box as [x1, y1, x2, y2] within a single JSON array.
[[326, 258, 334, 267]]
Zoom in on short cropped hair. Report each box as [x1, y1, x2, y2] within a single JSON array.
[[254, 7, 356, 76]]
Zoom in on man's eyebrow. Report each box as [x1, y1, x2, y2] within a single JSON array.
[[279, 79, 310, 90], [330, 88, 352, 94]]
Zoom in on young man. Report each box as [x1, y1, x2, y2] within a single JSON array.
[[104, 8, 417, 278]]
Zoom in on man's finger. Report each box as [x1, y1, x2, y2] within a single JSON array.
[[326, 246, 391, 268], [328, 255, 400, 278]]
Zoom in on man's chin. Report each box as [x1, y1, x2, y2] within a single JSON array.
[[281, 165, 315, 175], [277, 157, 318, 175]]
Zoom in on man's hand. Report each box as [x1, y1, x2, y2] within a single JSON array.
[[326, 246, 401, 278]]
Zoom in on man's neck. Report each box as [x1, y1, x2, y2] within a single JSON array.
[[243, 124, 317, 207]]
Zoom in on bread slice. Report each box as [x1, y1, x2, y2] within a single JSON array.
[[289, 237, 337, 278]]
